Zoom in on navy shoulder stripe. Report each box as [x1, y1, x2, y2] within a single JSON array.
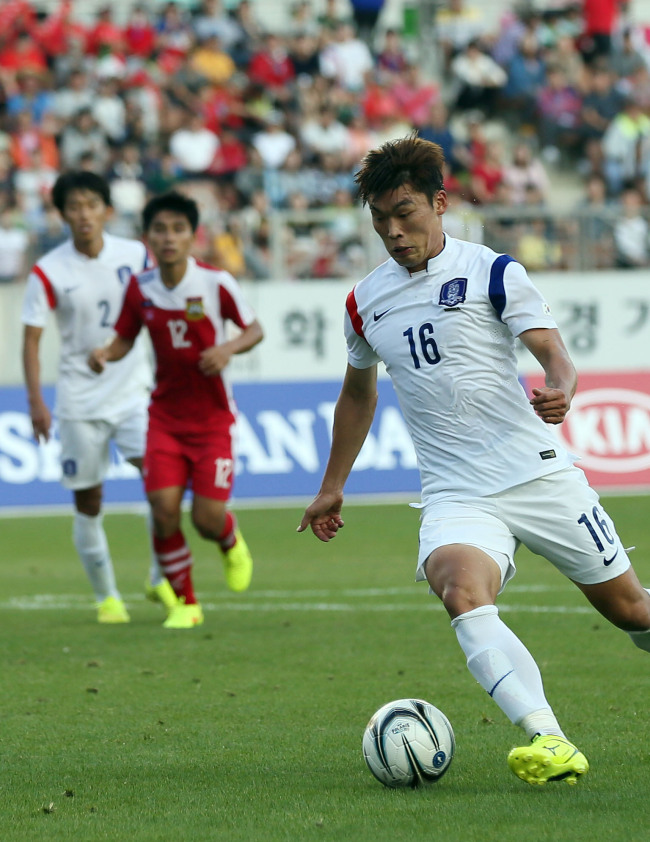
[[488, 254, 515, 321]]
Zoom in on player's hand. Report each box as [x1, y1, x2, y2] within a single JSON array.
[[29, 398, 51, 443], [88, 347, 108, 373], [297, 491, 345, 542], [198, 345, 231, 376], [530, 387, 570, 425]]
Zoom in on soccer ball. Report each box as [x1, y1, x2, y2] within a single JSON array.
[[362, 698, 455, 788]]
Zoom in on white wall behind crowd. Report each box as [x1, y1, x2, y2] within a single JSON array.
[[1, 273, 649, 509]]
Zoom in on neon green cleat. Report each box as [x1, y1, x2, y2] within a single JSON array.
[[507, 735, 589, 786], [145, 579, 180, 615], [162, 598, 204, 629], [222, 529, 253, 592], [97, 596, 130, 624]]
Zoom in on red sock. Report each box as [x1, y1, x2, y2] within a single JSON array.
[[153, 530, 197, 604], [217, 512, 237, 551]]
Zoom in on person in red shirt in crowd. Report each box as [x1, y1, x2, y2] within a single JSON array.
[[32, 0, 87, 60], [124, 4, 157, 61], [470, 139, 505, 204], [0, 30, 47, 75], [88, 191, 264, 630], [86, 6, 125, 57], [248, 33, 295, 103], [0, 0, 36, 42], [581, 0, 628, 63]]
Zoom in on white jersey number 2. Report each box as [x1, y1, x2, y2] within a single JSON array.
[[167, 319, 192, 349]]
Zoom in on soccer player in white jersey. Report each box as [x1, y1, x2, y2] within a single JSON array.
[[22, 171, 178, 624], [298, 136, 650, 786], [88, 191, 263, 629]]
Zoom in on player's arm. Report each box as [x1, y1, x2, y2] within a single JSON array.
[[88, 333, 136, 373], [198, 319, 264, 376], [519, 327, 577, 425], [22, 324, 51, 442], [297, 363, 378, 541]]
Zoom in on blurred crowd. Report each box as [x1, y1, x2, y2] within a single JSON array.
[[1, 0, 650, 282]]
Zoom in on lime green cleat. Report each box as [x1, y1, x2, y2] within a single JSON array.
[[222, 529, 253, 592], [97, 596, 130, 624], [145, 579, 180, 615], [162, 598, 204, 629], [508, 735, 589, 786]]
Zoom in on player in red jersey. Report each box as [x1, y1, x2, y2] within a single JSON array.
[[89, 192, 263, 628]]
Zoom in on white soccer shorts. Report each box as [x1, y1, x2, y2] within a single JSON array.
[[415, 465, 631, 590], [58, 407, 147, 490]]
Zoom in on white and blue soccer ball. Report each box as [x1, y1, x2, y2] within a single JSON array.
[[362, 698, 455, 788]]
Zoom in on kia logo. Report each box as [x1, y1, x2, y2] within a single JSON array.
[[559, 388, 650, 472]]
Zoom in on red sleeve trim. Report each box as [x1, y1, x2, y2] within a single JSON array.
[[32, 265, 57, 309], [346, 287, 364, 337]]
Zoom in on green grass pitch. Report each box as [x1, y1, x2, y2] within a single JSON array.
[[1, 496, 649, 842]]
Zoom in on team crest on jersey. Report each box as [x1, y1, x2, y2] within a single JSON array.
[[439, 278, 467, 307], [116, 265, 131, 285], [185, 297, 205, 320]]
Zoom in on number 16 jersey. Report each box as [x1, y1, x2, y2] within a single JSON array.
[[344, 235, 574, 505]]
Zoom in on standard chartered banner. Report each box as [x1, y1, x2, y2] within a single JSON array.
[[0, 383, 420, 510]]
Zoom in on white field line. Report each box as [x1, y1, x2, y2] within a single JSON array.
[[2, 584, 593, 614]]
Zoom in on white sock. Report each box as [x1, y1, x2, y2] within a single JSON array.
[[451, 605, 563, 738], [146, 509, 165, 587], [73, 512, 120, 602]]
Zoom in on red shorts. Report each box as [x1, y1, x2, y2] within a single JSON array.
[[143, 422, 234, 501]]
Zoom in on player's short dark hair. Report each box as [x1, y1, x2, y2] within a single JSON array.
[[354, 134, 445, 207], [142, 191, 200, 232], [51, 171, 112, 212]]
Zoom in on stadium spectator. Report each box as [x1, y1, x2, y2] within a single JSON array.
[[601, 94, 650, 195], [300, 104, 351, 163], [0, 206, 29, 283], [536, 65, 583, 163], [251, 110, 296, 170], [613, 183, 650, 267], [376, 28, 408, 77], [88, 191, 263, 629], [21, 171, 178, 624], [450, 38, 507, 116], [500, 32, 547, 129], [52, 68, 94, 123], [169, 110, 220, 177], [502, 142, 550, 206], [123, 4, 157, 62], [92, 77, 127, 145], [190, 33, 237, 86], [58, 107, 109, 172], [390, 64, 440, 129], [192, 0, 243, 52], [86, 7, 125, 58], [319, 22, 374, 92], [349, 0, 385, 43], [6, 70, 54, 126], [247, 32, 295, 102], [9, 109, 59, 172]]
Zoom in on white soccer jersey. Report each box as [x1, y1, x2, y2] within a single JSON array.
[[21, 233, 153, 422], [345, 235, 574, 504]]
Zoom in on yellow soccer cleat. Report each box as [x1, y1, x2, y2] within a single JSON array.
[[507, 735, 589, 786], [145, 579, 180, 615], [222, 529, 253, 592], [162, 598, 204, 630], [97, 596, 130, 624]]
